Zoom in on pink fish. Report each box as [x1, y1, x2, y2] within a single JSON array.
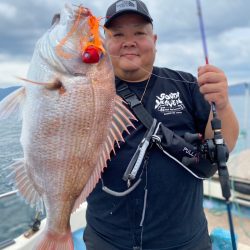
[[0, 4, 135, 249]]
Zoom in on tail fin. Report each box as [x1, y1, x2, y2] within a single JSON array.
[[34, 229, 74, 250]]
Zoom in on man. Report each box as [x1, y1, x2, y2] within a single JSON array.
[[83, 0, 239, 249]]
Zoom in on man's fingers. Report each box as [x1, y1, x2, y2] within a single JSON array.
[[199, 82, 224, 95], [197, 64, 223, 77], [197, 72, 226, 86]]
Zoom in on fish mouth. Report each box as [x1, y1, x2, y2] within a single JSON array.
[[74, 6, 91, 17]]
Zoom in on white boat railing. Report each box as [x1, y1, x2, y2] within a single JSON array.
[[0, 190, 18, 199]]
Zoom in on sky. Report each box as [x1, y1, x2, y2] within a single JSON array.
[[0, 0, 249, 86]]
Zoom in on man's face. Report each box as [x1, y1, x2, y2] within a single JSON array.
[[105, 13, 157, 80]]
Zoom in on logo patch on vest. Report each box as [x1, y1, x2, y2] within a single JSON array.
[[116, 0, 137, 12], [154, 92, 185, 115]]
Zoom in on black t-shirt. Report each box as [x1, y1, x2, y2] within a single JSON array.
[[86, 67, 211, 249]]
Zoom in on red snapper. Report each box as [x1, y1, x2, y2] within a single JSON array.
[[0, 4, 135, 249]]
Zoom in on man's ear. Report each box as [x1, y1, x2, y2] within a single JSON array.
[[153, 34, 158, 54], [154, 34, 158, 44]]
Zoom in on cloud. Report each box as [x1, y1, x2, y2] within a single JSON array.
[[208, 27, 250, 84], [154, 25, 250, 84], [0, 0, 249, 85], [151, 0, 250, 42], [0, 0, 64, 59], [0, 57, 29, 87], [0, 3, 17, 19]]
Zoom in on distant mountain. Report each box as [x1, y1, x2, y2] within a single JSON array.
[[0, 87, 20, 101], [229, 83, 250, 96]]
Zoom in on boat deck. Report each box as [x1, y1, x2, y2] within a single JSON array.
[[204, 198, 250, 249], [1, 200, 250, 250]]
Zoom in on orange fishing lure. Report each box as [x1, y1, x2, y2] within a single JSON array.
[[81, 14, 105, 63], [55, 6, 105, 64]]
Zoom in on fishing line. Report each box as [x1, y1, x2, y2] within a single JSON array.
[[108, 54, 198, 84]]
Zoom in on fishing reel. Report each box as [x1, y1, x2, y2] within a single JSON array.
[[182, 118, 229, 180], [181, 131, 229, 179], [200, 138, 229, 169], [184, 132, 229, 167]]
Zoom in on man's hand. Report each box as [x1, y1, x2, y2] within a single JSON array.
[[199, 64, 239, 151], [197, 64, 229, 110]]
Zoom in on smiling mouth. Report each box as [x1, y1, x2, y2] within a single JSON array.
[[121, 54, 139, 57]]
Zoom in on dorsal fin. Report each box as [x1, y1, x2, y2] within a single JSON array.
[[72, 95, 136, 212]]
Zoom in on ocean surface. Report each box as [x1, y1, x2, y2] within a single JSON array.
[[0, 94, 249, 245], [0, 118, 38, 245]]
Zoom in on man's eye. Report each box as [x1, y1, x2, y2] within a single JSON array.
[[113, 33, 123, 37], [135, 32, 145, 36]]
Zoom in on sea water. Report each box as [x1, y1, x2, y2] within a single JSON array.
[[0, 118, 37, 243], [0, 95, 249, 244]]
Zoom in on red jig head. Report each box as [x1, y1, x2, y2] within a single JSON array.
[[80, 14, 105, 64], [82, 45, 101, 64]]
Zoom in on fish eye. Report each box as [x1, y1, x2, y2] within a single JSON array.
[[45, 79, 66, 94], [45, 79, 63, 90]]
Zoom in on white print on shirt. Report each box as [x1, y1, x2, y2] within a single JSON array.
[[116, 1, 137, 12], [154, 92, 185, 115]]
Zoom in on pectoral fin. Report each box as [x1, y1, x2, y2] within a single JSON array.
[[5, 159, 44, 212], [0, 87, 25, 120]]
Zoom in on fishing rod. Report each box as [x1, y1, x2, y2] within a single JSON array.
[[196, 0, 237, 249]]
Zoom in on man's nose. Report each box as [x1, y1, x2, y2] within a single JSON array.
[[122, 38, 136, 48]]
